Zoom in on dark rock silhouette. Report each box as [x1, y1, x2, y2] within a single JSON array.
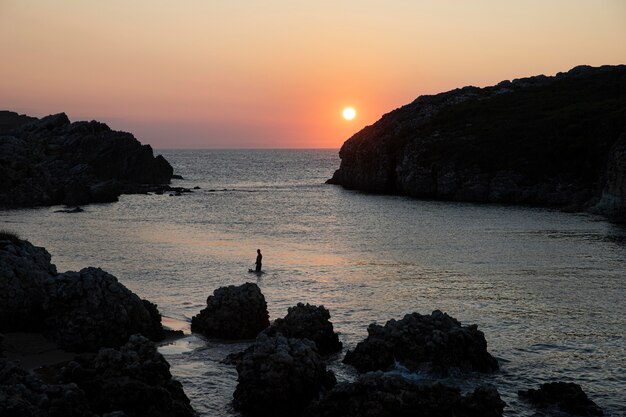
[[327, 65, 626, 222], [233, 332, 336, 417], [0, 358, 95, 417], [191, 282, 270, 339], [343, 310, 498, 374], [43, 267, 165, 352], [59, 335, 195, 417], [0, 111, 174, 208], [518, 382, 603, 416], [264, 303, 342, 355], [306, 372, 505, 417], [0, 239, 57, 332], [0, 239, 165, 352]]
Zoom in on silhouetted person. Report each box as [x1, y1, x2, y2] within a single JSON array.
[[255, 249, 262, 272]]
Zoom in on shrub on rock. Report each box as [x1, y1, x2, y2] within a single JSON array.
[[60, 335, 195, 417], [343, 310, 498, 374], [191, 282, 269, 339], [518, 382, 603, 416], [43, 267, 165, 352], [0, 240, 57, 332], [306, 372, 505, 417], [233, 332, 336, 417], [265, 303, 342, 355]]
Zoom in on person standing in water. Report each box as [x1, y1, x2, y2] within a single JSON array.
[[255, 249, 262, 272]]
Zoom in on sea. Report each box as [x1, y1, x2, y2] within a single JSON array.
[[1, 149, 625, 416]]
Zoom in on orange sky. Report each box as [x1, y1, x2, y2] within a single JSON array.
[[1, 0, 625, 148]]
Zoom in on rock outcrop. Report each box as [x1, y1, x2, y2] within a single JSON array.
[[0, 239, 166, 352], [307, 373, 505, 417], [264, 303, 342, 355], [233, 332, 336, 417], [0, 239, 57, 332], [60, 335, 195, 417], [328, 65, 626, 221], [0, 111, 174, 208], [0, 358, 95, 417], [343, 310, 498, 374], [191, 282, 270, 339], [43, 267, 165, 352], [518, 382, 603, 416]]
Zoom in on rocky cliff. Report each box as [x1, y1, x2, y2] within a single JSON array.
[[328, 65, 626, 221], [0, 111, 173, 207]]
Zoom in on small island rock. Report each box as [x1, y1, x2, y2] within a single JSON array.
[[264, 303, 342, 355], [518, 382, 603, 416], [343, 310, 498, 374], [191, 282, 270, 339]]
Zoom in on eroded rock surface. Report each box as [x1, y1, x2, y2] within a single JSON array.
[[265, 303, 342, 355], [191, 282, 269, 339], [343, 310, 498, 374], [518, 382, 603, 416], [233, 333, 336, 417], [43, 267, 165, 352], [307, 372, 505, 417]]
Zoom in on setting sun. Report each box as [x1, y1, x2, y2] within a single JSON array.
[[342, 107, 356, 120]]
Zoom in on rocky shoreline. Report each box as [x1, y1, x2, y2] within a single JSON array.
[[1, 238, 605, 416], [327, 65, 626, 222], [0, 111, 177, 208]]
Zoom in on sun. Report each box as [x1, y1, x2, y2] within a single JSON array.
[[342, 107, 356, 120]]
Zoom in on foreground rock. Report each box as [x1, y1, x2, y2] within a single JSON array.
[[307, 373, 505, 417], [264, 303, 342, 355], [344, 310, 498, 374], [43, 267, 165, 352], [0, 358, 94, 417], [328, 65, 626, 222], [60, 335, 195, 417], [0, 111, 174, 208], [0, 239, 57, 332], [518, 382, 603, 416], [233, 333, 336, 417], [0, 238, 166, 352], [191, 282, 270, 339]]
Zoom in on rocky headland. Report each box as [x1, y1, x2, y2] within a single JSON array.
[[0, 111, 175, 208], [328, 65, 626, 222]]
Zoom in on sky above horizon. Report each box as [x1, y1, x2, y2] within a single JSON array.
[[1, 1, 625, 149]]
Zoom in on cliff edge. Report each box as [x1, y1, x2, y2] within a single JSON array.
[[328, 65, 626, 221]]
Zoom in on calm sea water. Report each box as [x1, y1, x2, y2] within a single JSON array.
[[1, 149, 625, 416]]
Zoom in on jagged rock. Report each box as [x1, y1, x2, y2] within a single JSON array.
[[264, 303, 342, 355], [60, 335, 194, 417], [327, 65, 626, 222], [191, 282, 269, 339], [0, 111, 173, 208], [0, 240, 57, 332], [0, 358, 95, 417], [518, 382, 603, 416], [43, 267, 165, 352], [343, 310, 498, 374], [233, 332, 336, 417], [306, 373, 505, 417]]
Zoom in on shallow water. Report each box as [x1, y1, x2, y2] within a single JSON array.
[[1, 149, 625, 416]]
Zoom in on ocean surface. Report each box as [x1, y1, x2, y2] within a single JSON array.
[[1, 149, 625, 416]]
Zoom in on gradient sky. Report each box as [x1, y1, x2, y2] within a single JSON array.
[[1, 1, 625, 148]]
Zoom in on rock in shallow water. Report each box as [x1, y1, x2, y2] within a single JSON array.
[[233, 332, 336, 417], [264, 303, 342, 355], [43, 267, 165, 352], [518, 382, 603, 416], [343, 310, 498, 374], [306, 372, 505, 417], [191, 282, 270, 339]]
